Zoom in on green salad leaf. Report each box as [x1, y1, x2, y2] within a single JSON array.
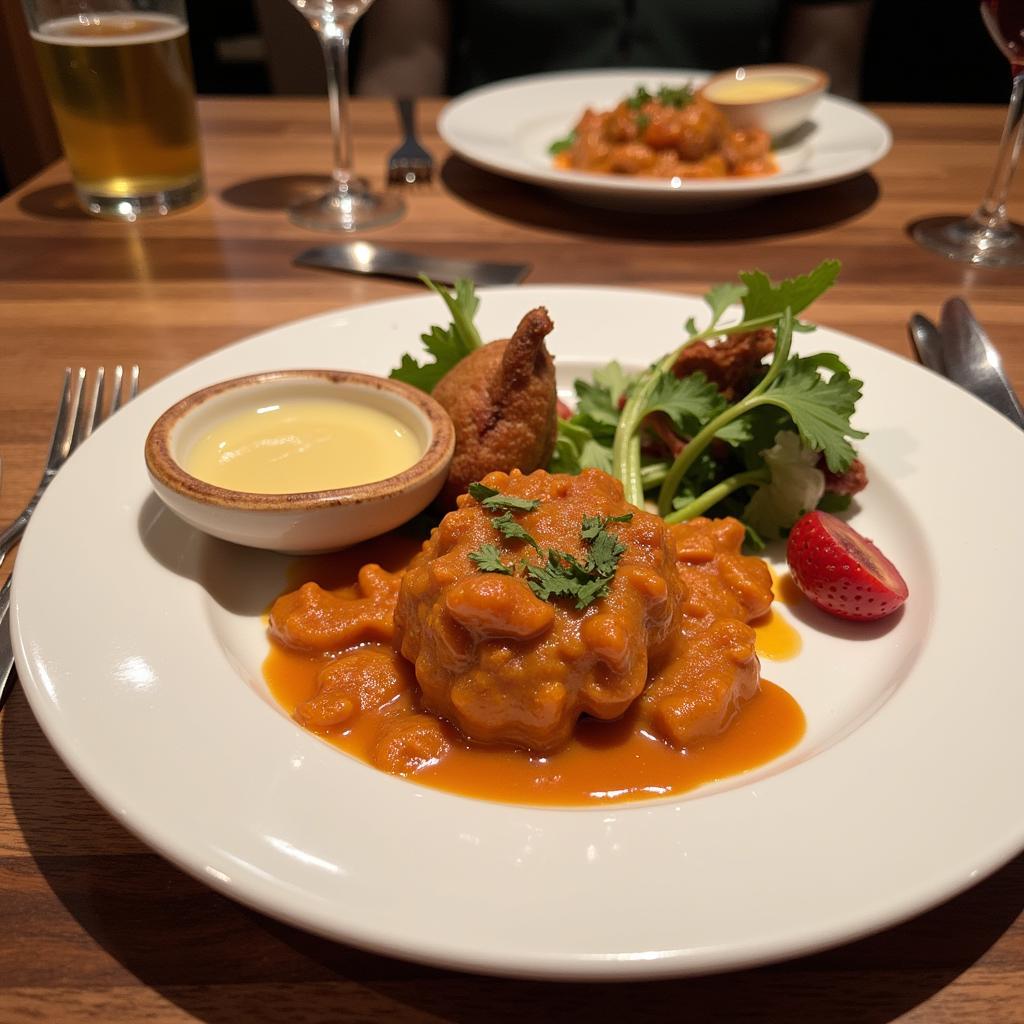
[[389, 276, 482, 393]]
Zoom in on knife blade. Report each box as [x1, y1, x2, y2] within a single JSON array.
[[295, 243, 531, 287], [907, 313, 947, 375], [939, 298, 1024, 429]]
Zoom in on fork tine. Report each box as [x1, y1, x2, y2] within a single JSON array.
[[42, 369, 73, 472], [86, 365, 105, 438], [69, 368, 92, 453], [51, 368, 85, 468], [129, 364, 140, 400], [109, 365, 125, 412]]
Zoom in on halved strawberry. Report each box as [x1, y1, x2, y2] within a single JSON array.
[[786, 511, 908, 622]]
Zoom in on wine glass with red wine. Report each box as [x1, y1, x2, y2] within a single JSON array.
[[286, 0, 404, 232], [910, 0, 1024, 265]]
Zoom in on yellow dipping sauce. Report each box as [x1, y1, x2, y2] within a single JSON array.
[[186, 398, 422, 494], [707, 76, 809, 103]]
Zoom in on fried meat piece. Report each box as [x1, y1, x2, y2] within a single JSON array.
[[821, 457, 868, 497], [432, 307, 558, 508], [672, 328, 775, 400]]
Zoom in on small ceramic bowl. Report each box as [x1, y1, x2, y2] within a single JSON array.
[[145, 369, 455, 554], [703, 64, 828, 137]]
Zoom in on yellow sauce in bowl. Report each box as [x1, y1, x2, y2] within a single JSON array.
[[185, 397, 422, 494], [706, 75, 810, 103]]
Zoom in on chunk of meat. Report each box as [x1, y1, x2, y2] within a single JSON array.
[[672, 328, 776, 400], [395, 468, 685, 751], [269, 564, 402, 652]]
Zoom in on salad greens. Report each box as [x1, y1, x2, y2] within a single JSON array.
[[390, 264, 866, 542], [557, 259, 866, 540], [389, 276, 482, 393]]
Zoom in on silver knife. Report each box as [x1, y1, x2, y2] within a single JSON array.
[[295, 242, 530, 287], [939, 298, 1024, 429]]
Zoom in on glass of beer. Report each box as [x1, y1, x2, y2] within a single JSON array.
[[23, 0, 204, 219]]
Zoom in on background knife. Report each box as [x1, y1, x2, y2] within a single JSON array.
[[295, 242, 530, 287]]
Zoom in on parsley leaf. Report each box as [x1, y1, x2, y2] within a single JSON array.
[[549, 131, 576, 155], [468, 482, 541, 512], [641, 371, 727, 438], [389, 276, 482, 393], [492, 511, 542, 553], [635, 112, 651, 134], [740, 260, 841, 322], [759, 364, 866, 473], [549, 418, 615, 475], [657, 84, 694, 109], [626, 85, 653, 110], [580, 512, 633, 540], [469, 544, 513, 574], [703, 281, 748, 327]]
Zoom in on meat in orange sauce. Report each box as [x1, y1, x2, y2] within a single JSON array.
[[557, 90, 775, 179], [265, 469, 800, 805]]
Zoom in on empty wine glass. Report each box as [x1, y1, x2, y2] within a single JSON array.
[[911, 0, 1024, 266], [287, 0, 404, 231]]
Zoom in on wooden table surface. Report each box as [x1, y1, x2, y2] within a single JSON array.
[[0, 98, 1022, 1023]]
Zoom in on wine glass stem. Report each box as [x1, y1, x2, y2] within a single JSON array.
[[974, 71, 1024, 230], [319, 28, 353, 194]]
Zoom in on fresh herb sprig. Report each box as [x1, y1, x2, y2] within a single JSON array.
[[389, 275, 483, 393], [611, 260, 847, 509], [466, 487, 633, 610], [548, 131, 576, 155], [467, 482, 541, 512]]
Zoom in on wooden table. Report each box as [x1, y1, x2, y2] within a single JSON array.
[[1, 98, 1022, 1023]]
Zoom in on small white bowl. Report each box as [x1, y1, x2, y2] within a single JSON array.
[[703, 64, 828, 137], [144, 369, 454, 554]]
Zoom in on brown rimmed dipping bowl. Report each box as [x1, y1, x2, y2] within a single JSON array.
[[703, 63, 829, 138], [144, 369, 455, 554]]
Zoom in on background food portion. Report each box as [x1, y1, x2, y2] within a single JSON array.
[[551, 84, 775, 179]]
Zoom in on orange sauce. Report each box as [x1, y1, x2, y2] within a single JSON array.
[[263, 529, 806, 807], [753, 608, 802, 661]]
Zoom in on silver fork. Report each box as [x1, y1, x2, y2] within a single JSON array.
[[387, 98, 434, 185], [0, 365, 140, 710]]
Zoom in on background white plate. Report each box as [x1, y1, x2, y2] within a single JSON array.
[[439, 69, 893, 210], [11, 287, 1024, 980]]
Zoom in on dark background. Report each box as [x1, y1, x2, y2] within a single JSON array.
[[0, 1, 1014, 198], [184, 1, 1012, 103]]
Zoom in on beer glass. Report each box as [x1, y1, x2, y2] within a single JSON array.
[[23, 0, 204, 219], [286, 0, 404, 231]]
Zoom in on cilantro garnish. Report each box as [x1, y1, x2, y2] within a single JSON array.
[[492, 511, 542, 554], [468, 482, 541, 512], [656, 84, 694, 109], [467, 495, 632, 611], [389, 276, 483, 393], [635, 112, 651, 134], [548, 131, 576, 155], [626, 85, 653, 110], [581, 513, 633, 540], [468, 544, 513, 575]]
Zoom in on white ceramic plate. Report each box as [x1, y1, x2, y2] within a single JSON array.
[[12, 287, 1024, 980], [438, 69, 893, 210]]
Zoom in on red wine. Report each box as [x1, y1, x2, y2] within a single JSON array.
[[981, 0, 1024, 74]]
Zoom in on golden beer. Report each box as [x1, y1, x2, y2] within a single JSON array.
[[32, 13, 203, 215]]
